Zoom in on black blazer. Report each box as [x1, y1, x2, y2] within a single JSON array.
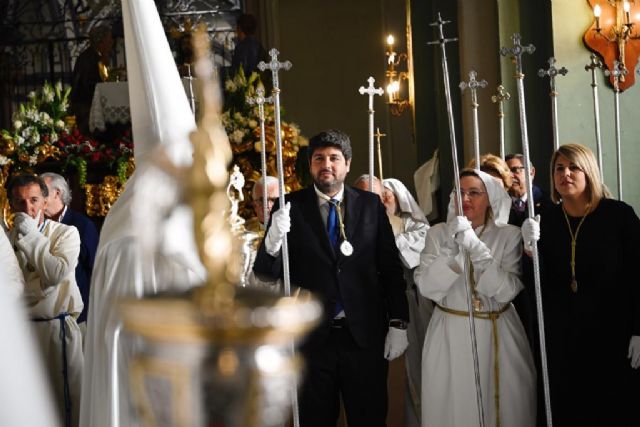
[[61, 207, 99, 323], [253, 185, 408, 349]]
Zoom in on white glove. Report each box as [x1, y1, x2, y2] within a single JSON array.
[[384, 326, 409, 361], [628, 336, 640, 369], [521, 215, 540, 252], [13, 210, 40, 237], [450, 216, 492, 264], [264, 202, 291, 256]]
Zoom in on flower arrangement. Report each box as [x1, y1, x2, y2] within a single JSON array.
[[0, 81, 134, 185], [0, 81, 71, 167], [222, 68, 308, 218]]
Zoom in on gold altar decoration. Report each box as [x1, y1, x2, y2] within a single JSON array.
[[119, 27, 321, 427], [83, 175, 127, 217], [222, 69, 308, 219]]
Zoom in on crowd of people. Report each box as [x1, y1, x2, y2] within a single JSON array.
[[3, 136, 640, 426]]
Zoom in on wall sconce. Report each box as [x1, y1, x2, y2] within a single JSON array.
[[385, 34, 411, 116], [584, 0, 640, 91]]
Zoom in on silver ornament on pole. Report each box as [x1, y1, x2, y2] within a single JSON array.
[[500, 33, 553, 427], [359, 77, 384, 191], [428, 13, 485, 427], [604, 60, 627, 201], [374, 127, 386, 180], [585, 53, 605, 180], [459, 70, 488, 168], [247, 86, 274, 229], [258, 48, 302, 427], [491, 85, 510, 159], [538, 57, 568, 151]]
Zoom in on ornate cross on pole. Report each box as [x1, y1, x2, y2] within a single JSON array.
[[374, 127, 386, 180], [501, 33, 555, 427], [538, 57, 569, 151], [491, 85, 511, 159], [428, 13, 486, 427], [358, 76, 384, 191], [585, 53, 605, 179], [460, 70, 488, 168], [247, 86, 274, 228], [605, 60, 628, 200], [258, 48, 300, 427]]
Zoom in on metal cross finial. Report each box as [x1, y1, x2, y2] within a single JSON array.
[[459, 70, 488, 101], [359, 77, 384, 192], [585, 53, 603, 74], [247, 87, 273, 107], [538, 57, 568, 150], [491, 85, 511, 105], [538, 57, 568, 82], [427, 12, 458, 46], [605, 60, 629, 90], [585, 53, 605, 178], [460, 70, 487, 168], [499, 33, 535, 76], [491, 85, 510, 159], [359, 76, 384, 107], [258, 48, 292, 91]]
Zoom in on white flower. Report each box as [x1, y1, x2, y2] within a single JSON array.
[[27, 91, 36, 100], [13, 120, 22, 130], [230, 129, 245, 143], [225, 80, 237, 92], [248, 119, 258, 129], [0, 155, 9, 166], [50, 132, 58, 143], [16, 136, 25, 146], [29, 153, 38, 166], [55, 81, 63, 93], [55, 120, 65, 129]]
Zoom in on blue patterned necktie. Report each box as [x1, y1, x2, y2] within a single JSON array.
[[327, 198, 343, 316], [327, 199, 339, 249], [514, 198, 526, 213]]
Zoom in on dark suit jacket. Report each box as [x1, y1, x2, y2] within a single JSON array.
[[62, 208, 99, 323], [508, 184, 549, 228], [253, 185, 409, 350]]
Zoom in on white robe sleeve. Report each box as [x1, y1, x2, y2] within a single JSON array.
[[395, 215, 428, 269], [475, 227, 523, 303], [414, 225, 459, 303], [0, 229, 24, 298], [15, 226, 80, 289]]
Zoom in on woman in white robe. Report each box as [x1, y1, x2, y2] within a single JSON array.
[[414, 169, 535, 427], [382, 178, 431, 427]]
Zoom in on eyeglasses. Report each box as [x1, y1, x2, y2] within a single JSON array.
[[509, 166, 525, 173], [459, 189, 486, 199]]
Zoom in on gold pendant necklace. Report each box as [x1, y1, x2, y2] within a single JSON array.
[[562, 204, 591, 293]]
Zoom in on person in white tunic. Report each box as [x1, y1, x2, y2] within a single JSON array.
[[8, 174, 83, 427], [414, 169, 535, 427], [80, 1, 205, 426], [0, 257, 59, 427], [382, 178, 431, 427]]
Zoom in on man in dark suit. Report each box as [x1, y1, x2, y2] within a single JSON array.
[[41, 172, 99, 325], [506, 153, 548, 227], [253, 129, 409, 426]]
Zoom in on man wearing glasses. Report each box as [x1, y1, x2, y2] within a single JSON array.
[[505, 153, 548, 227]]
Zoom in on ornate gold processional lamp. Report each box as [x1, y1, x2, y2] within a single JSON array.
[[119, 28, 321, 427]]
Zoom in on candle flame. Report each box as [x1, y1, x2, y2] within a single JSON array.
[[594, 4, 601, 18], [386, 34, 394, 46], [624, 1, 630, 13]]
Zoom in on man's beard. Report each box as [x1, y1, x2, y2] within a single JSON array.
[[314, 175, 341, 194]]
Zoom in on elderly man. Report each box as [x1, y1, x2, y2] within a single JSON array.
[[353, 173, 383, 198], [7, 174, 83, 427], [505, 153, 548, 227], [254, 129, 409, 426], [42, 172, 99, 326]]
